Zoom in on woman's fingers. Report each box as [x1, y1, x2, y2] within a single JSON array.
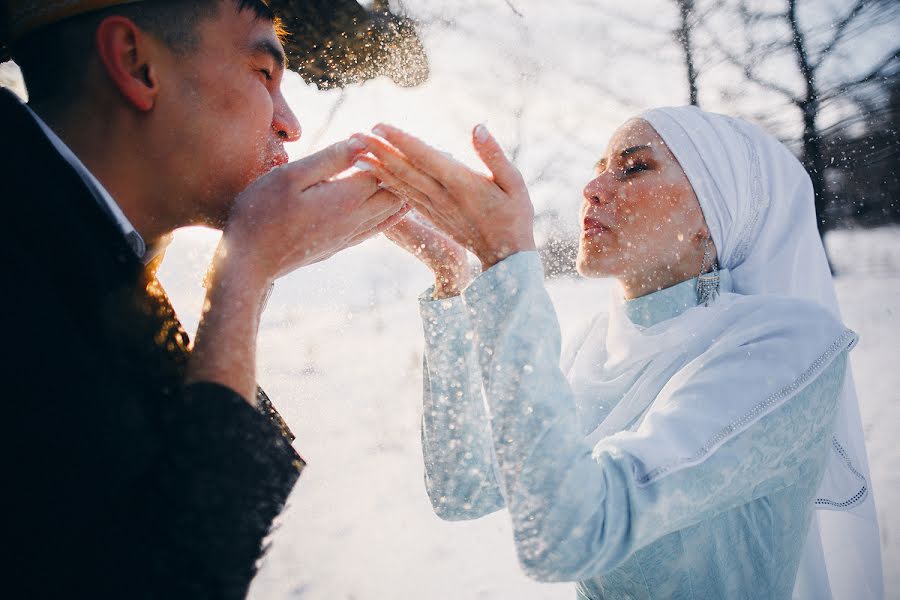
[[352, 189, 409, 235], [472, 124, 525, 194], [353, 155, 434, 211], [370, 124, 470, 192], [347, 200, 412, 247], [383, 210, 440, 254], [353, 133, 446, 201]]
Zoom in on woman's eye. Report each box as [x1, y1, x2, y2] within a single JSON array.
[[624, 163, 649, 175], [258, 69, 272, 81]]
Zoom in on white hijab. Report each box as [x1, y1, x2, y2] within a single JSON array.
[[563, 106, 883, 599]]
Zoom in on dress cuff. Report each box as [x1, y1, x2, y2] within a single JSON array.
[[419, 285, 466, 312], [419, 285, 469, 338], [461, 251, 544, 316]]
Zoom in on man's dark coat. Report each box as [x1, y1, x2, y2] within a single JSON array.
[[1, 88, 303, 599]]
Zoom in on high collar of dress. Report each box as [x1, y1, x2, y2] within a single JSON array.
[[623, 268, 734, 328]]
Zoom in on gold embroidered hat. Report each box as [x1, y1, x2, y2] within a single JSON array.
[[1, 0, 428, 89]]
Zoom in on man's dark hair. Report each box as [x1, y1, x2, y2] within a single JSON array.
[[12, 0, 275, 112]]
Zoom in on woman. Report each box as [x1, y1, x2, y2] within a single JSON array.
[[352, 107, 883, 599]]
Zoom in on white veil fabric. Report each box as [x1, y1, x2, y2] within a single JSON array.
[[564, 106, 883, 599]]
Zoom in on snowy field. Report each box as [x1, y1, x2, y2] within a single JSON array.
[[156, 225, 900, 600]]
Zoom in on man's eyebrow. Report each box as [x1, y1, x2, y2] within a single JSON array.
[[247, 39, 287, 70], [620, 144, 652, 157]]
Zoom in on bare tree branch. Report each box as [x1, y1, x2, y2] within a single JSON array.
[[307, 90, 347, 147], [813, 0, 868, 70], [704, 28, 801, 103], [737, 0, 787, 23], [819, 47, 900, 102], [503, 0, 524, 18]]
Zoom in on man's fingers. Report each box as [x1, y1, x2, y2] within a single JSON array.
[[284, 138, 367, 191], [472, 124, 525, 194], [310, 171, 380, 211], [369, 124, 468, 191]]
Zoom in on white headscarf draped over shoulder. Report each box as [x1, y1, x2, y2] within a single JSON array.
[[642, 106, 882, 600], [563, 106, 882, 599]]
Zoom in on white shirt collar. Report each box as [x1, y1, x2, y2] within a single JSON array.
[[22, 101, 147, 261]]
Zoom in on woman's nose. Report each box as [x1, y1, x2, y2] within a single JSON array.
[[273, 94, 302, 142], [582, 176, 606, 204]]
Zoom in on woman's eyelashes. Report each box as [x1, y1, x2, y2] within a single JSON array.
[[615, 159, 651, 179], [624, 162, 649, 175]]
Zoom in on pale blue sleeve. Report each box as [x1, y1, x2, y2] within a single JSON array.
[[461, 251, 846, 582], [418, 288, 504, 520]]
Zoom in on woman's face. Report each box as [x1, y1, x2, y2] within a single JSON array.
[[577, 118, 714, 297]]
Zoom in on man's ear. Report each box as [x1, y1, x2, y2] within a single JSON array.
[[94, 16, 160, 112]]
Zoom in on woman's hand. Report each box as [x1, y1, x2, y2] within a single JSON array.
[[352, 123, 536, 271], [385, 211, 472, 299]]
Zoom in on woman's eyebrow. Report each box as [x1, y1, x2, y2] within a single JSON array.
[[620, 144, 652, 157], [594, 157, 608, 174]]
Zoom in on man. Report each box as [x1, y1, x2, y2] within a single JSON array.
[[1, 1, 406, 597]]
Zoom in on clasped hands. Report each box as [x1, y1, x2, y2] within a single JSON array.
[[193, 123, 535, 401], [219, 123, 535, 301], [353, 123, 537, 298]]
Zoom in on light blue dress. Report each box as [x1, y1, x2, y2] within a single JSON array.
[[418, 252, 847, 599]]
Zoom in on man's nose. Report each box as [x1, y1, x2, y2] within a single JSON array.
[[273, 94, 301, 142]]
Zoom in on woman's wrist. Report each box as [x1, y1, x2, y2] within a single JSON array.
[[432, 266, 471, 299], [478, 237, 537, 271]]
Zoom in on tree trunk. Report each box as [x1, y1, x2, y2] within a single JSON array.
[[800, 100, 829, 237], [676, 0, 699, 106], [787, 0, 833, 270]]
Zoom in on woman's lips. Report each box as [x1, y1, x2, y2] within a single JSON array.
[[582, 217, 612, 236]]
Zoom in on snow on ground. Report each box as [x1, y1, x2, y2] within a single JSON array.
[[157, 226, 899, 599]]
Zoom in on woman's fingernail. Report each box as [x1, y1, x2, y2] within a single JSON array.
[[354, 159, 373, 172], [474, 123, 490, 143], [372, 124, 389, 138], [347, 137, 367, 154]]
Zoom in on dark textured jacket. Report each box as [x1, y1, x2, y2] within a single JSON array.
[[1, 88, 303, 599]]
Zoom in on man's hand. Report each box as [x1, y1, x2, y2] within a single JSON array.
[[353, 124, 536, 271], [224, 138, 408, 283], [188, 138, 408, 404]]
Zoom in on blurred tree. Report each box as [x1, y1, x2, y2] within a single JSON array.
[[705, 0, 900, 236], [675, 0, 701, 106], [821, 74, 900, 228], [595, 0, 709, 108]]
